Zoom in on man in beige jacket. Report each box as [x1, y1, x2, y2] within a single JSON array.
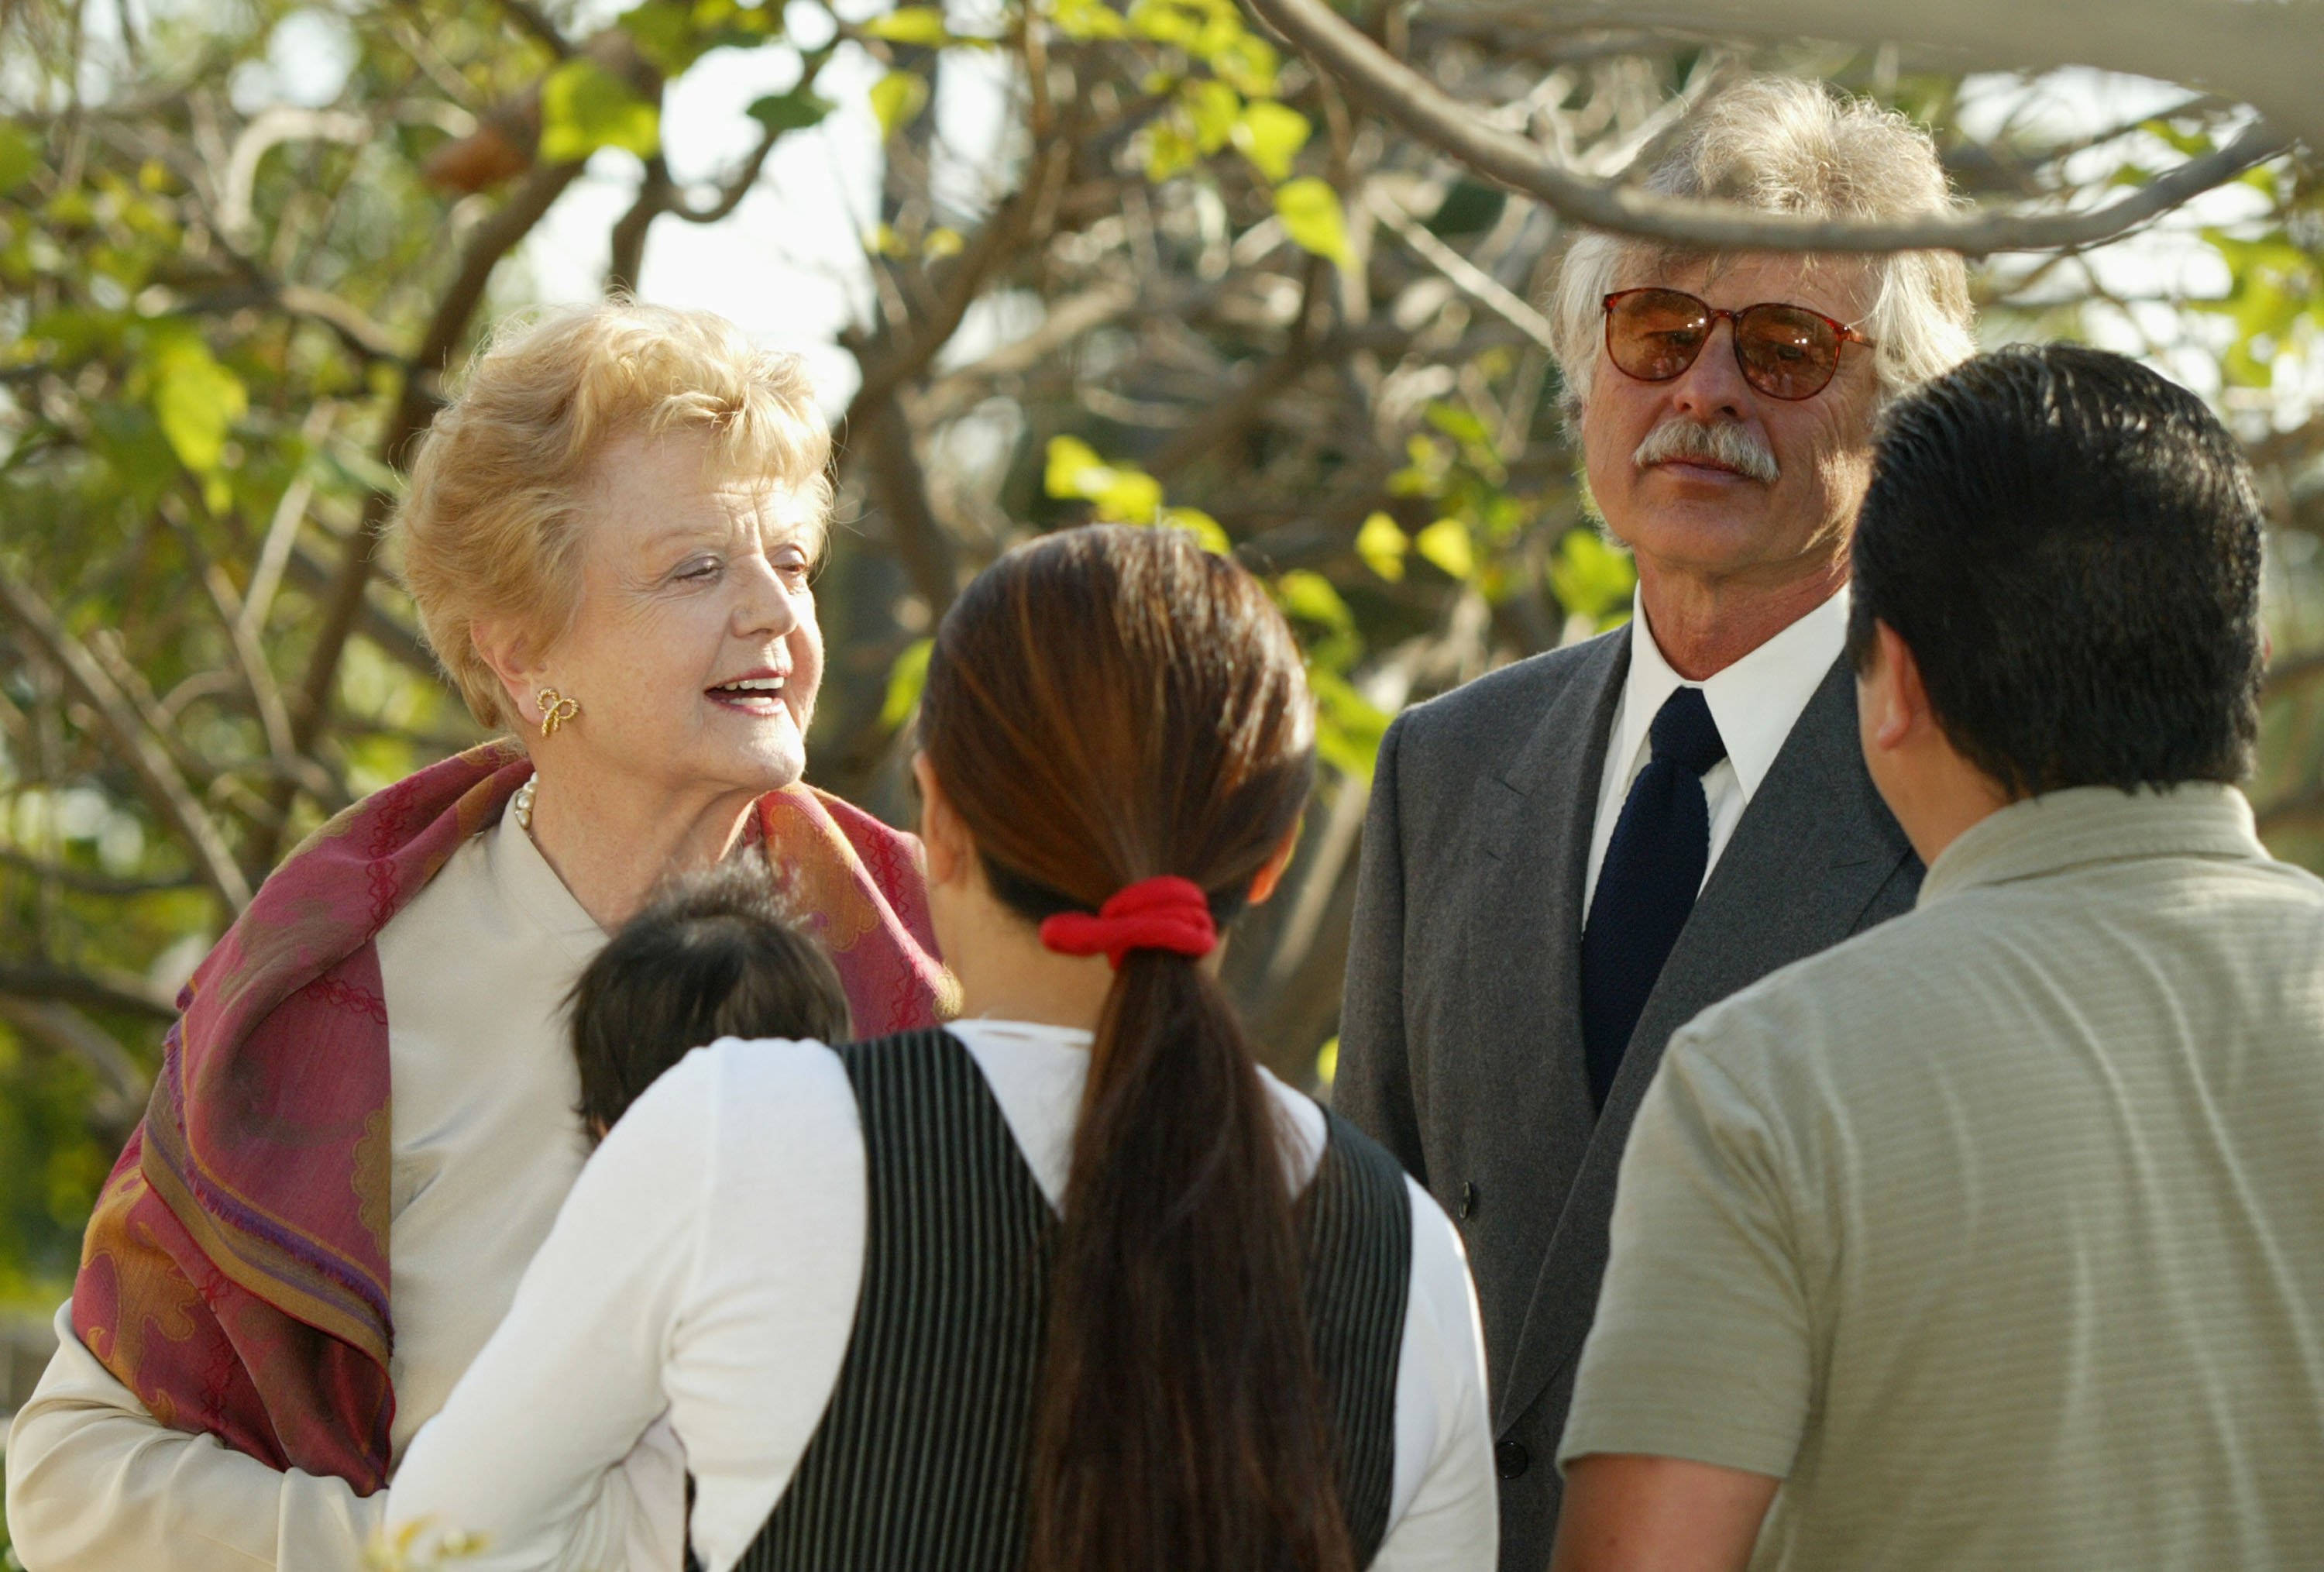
[[1552, 343, 2324, 1570]]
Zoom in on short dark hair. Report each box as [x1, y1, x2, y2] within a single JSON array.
[[1847, 343, 2265, 797], [566, 858, 852, 1140]]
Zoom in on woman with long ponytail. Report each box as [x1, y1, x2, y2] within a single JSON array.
[[386, 525, 1497, 1572]]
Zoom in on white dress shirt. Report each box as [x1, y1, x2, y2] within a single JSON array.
[[386, 1019, 1501, 1572], [4, 817, 684, 1572], [1583, 586, 1851, 917]]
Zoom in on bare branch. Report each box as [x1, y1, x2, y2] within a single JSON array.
[[0, 997, 149, 1137], [497, 0, 575, 59], [289, 156, 586, 810], [0, 845, 202, 896], [220, 107, 373, 240], [1364, 186, 1558, 351], [1239, 0, 2296, 256], [0, 960, 181, 1023], [854, 390, 962, 617], [1537, 0, 2324, 152], [0, 566, 254, 910]]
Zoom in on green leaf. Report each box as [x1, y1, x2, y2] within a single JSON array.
[[1275, 177, 1350, 268], [1181, 79, 1240, 156], [0, 122, 39, 198], [1310, 668, 1390, 779], [1127, 0, 1200, 46], [748, 84, 837, 134], [1143, 120, 1198, 182], [1413, 518, 1473, 580], [1209, 31, 1277, 96], [880, 637, 934, 729], [1277, 568, 1353, 633], [539, 58, 661, 163], [2140, 118, 2213, 158], [869, 71, 930, 139], [1232, 100, 1308, 182], [865, 6, 953, 46], [1423, 400, 1495, 459], [1048, 0, 1128, 40], [619, 0, 703, 75], [1161, 504, 1230, 553], [1356, 510, 1408, 582], [1093, 469, 1163, 522], [147, 331, 247, 476], [1043, 435, 1106, 498], [1043, 435, 1162, 521], [1547, 526, 1635, 621]]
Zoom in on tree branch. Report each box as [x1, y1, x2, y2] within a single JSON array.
[[0, 996, 149, 1137], [0, 566, 254, 910], [1238, 0, 2295, 256], [1364, 184, 1558, 351], [497, 0, 574, 59], [0, 845, 203, 896], [287, 155, 586, 844], [855, 390, 961, 616], [0, 961, 182, 1023], [1534, 0, 2324, 152]]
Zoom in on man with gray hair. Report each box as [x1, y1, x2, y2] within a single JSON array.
[[1334, 77, 1975, 1570]]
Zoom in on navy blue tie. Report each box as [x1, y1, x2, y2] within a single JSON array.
[[1580, 686, 1728, 1113]]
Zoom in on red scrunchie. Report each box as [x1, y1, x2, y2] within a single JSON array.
[[1038, 875, 1219, 969]]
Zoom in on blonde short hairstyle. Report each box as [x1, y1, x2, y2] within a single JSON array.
[[1550, 77, 1976, 421], [390, 301, 834, 728]]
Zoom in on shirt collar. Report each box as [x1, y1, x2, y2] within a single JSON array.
[[486, 803, 608, 962], [1918, 783, 2267, 906], [1618, 583, 1851, 800]]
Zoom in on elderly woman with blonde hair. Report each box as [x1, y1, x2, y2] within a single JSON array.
[[2, 302, 949, 1570]]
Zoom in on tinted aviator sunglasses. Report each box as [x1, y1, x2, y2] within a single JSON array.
[[1601, 287, 1873, 401]]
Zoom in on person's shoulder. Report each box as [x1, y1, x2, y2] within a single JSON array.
[[1673, 902, 1961, 1060], [1390, 627, 1624, 765], [622, 1034, 854, 1147]]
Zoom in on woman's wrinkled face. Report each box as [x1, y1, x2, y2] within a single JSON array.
[[535, 430, 825, 801]]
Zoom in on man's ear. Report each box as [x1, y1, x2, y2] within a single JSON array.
[[1863, 621, 1931, 755], [1248, 821, 1301, 906], [911, 752, 968, 889], [472, 617, 549, 731]]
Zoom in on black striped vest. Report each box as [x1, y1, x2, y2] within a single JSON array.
[[734, 1027, 1414, 1571]]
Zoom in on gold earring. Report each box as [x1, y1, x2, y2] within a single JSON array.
[[537, 688, 579, 738]]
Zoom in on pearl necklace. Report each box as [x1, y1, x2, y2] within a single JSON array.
[[511, 776, 538, 832]]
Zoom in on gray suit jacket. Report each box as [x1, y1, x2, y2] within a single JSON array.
[[1334, 627, 1921, 1572]]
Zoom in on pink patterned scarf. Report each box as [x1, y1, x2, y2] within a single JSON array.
[[71, 741, 947, 1491]]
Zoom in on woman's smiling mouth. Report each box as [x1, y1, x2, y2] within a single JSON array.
[[706, 672, 789, 715]]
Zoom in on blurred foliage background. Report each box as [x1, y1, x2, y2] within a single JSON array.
[[0, 0, 2318, 1532]]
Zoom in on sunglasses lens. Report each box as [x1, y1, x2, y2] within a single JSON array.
[[1606, 290, 1710, 382], [1736, 304, 1843, 399]]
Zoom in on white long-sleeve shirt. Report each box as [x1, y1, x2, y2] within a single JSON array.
[[3, 816, 683, 1571], [387, 1019, 1500, 1572]]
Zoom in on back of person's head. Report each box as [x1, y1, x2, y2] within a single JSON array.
[[916, 525, 1338, 1572], [1848, 342, 2267, 796], [566, 858, 852, 1141]]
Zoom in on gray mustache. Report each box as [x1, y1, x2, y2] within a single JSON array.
[[1632, 420, 1780, 483]]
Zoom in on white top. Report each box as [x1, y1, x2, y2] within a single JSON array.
[[3, 817, 685, 1572], [1582, 586, 1851, 915], [386, 1019, 1500, 1572]]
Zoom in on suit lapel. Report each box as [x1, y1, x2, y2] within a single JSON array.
[[1495, 654, 1914, 1430], [1456, 632, 1628, 1374]]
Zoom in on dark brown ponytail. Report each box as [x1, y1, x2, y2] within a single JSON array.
[[919, 525, 1349, 1572]]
